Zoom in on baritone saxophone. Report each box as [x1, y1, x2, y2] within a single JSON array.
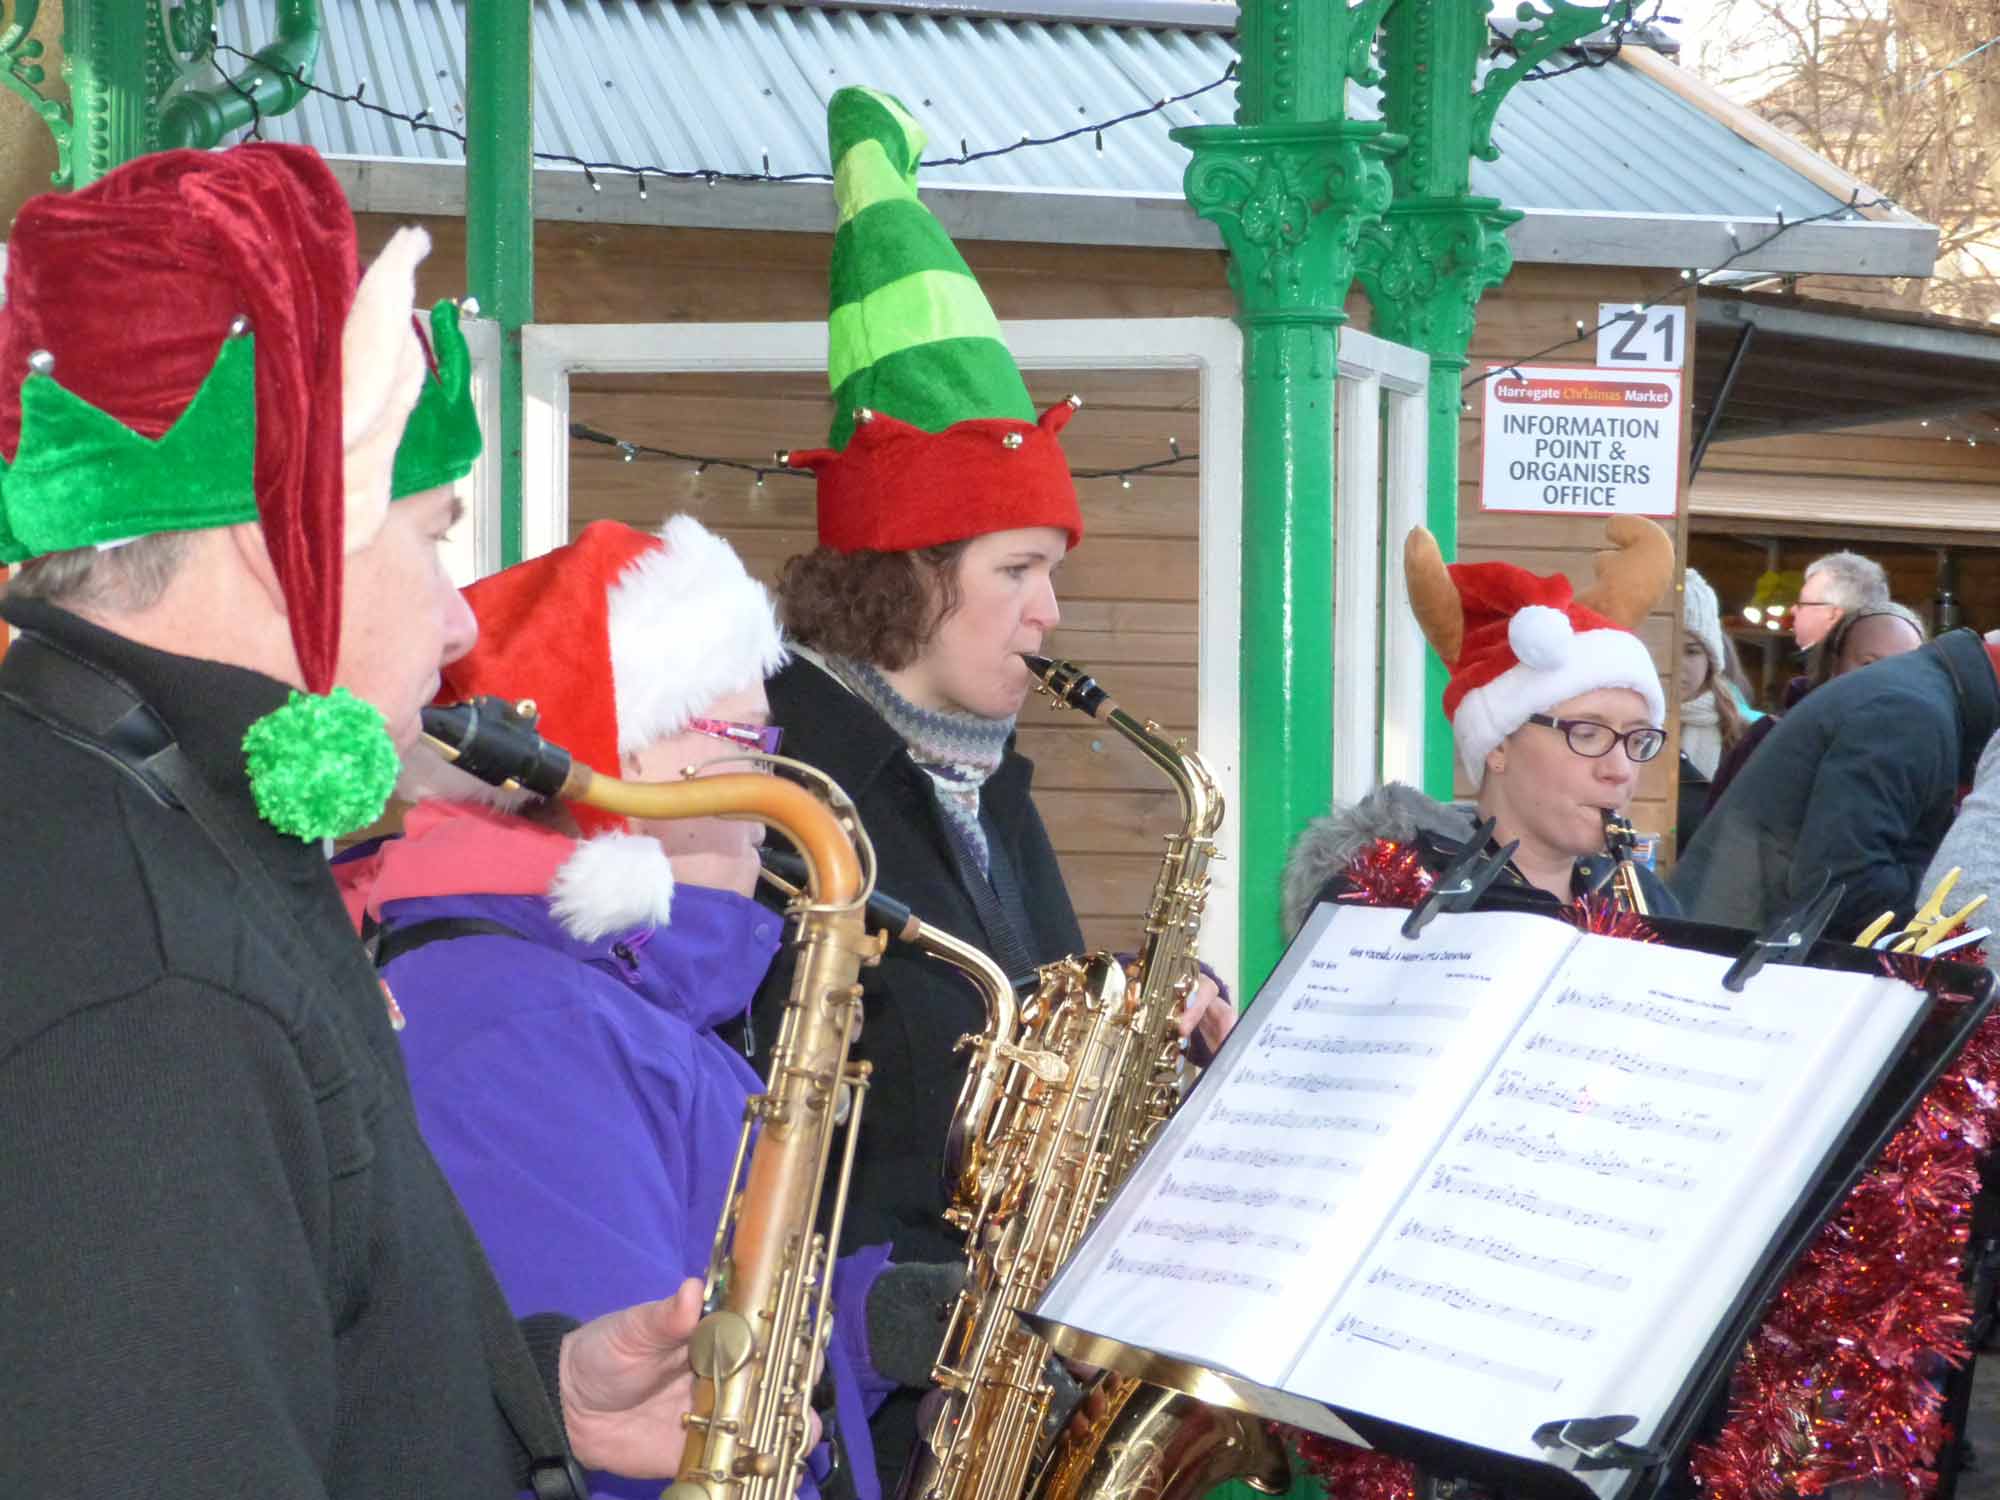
[[898, 655, 1286, 1500], [419, 696, 882, 1500]]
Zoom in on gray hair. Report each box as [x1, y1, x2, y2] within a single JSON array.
[[2, 532, 197, 616], [1803, 550, 1891, 611]]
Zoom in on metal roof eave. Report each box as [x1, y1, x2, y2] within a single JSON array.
[[324, 157, 1941, 276]]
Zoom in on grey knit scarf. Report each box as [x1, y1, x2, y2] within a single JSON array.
[[828, 655, 1014, 872]]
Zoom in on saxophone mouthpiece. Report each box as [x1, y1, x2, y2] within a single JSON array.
[[1020, 653, 1114, 720], [420, 696, 576, 799]]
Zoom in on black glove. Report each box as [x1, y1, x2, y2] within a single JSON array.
[[865, 1260, 967, 1388]]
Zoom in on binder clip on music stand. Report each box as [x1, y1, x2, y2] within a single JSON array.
[[1402, 818, 1519, 939], [1529, 1415, 1665, 1474], [1719, 874, 1846, 993]]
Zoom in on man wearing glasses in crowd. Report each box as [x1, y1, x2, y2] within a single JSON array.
[[1793, 550, 1892, 653]]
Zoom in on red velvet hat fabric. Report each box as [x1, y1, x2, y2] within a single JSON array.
[[0, 144, 359, 693], [438, 521, 663, 838], [785, 399, 1084, 554], [1439, 561, 1621, 718]]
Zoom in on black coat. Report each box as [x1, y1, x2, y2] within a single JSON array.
[[752, 654, 1083, 1262], [1669, 628, 2000, 936], [0, 599, 560, 1495], [749, 655, 1083, 1490]]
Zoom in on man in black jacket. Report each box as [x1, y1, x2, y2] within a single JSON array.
[[0, 145, 698, 1496], [1669, 627, 2000, 937]]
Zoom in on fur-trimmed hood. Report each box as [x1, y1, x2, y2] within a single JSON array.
[[1282, 783, 1476, 936]]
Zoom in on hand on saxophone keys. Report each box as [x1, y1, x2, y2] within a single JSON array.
[[1176, 973, 1236, 1062], [557, 1277, 706, 1479]]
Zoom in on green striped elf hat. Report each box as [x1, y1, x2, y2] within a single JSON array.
[[782, 86, 1083, 554]]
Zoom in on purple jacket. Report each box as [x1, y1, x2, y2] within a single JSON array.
[[347, 814, 894, 1500]]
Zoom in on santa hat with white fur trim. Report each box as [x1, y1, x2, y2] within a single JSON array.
[[435, 515, 788, 843], [1404, 516, 1676, 782]]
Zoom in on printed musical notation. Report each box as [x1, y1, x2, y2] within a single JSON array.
[[1430, 1167, 1666, 1242], [1491, 1070, 1730, 1142], [1185, 1143, 1363, 1176], [1106, 1248, 1281, 1296], [1261, 1025, 1441, 1059], [1238, 1067, 1412, 1097], [1552, 987, 1796, 1045], [1133, 1215, 1312, 1256], [1335, 1314, 1564, 1393], [1396, 1219, 1632, 1292], [1461, 1123, 1695, 1191], [1212, 1104, 1391, 1135], [1161, 1172, 1332, 1215], [1366, 1267, 1598, 1343], [1294, 993, 1472, 1021], [1522, 1033, 1762, 1095]]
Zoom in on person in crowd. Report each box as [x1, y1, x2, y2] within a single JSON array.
[[1285, 517, 1679, 930], [1918, 727, 2000, 960], [1707, 601, 1928, 806], [1675, 568, 1761, 853], [1793, 548, 1891, 651], [759, 85, 1233, 1490], [1670, 620, 1999, 938], [0, 145, 696, 1495], [342, 516, 959, 1500]]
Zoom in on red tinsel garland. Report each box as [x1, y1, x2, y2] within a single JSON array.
[[1287, 841, 2000, 1500]]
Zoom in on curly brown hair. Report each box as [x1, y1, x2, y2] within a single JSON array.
[[776, 542, 969, 670]]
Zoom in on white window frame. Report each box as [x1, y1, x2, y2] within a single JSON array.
[[1331, 328, 1432, 806], [516, 318, 1248, 986]]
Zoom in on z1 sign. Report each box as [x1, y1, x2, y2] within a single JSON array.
[[1596, 304, 1686, 370]]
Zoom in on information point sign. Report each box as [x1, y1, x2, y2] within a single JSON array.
[[1480, 364, 1683, 516]]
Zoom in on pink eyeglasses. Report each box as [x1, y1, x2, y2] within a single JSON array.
[[689, 717, 783, 755]]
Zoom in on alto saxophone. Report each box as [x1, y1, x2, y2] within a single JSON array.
[[901, 656, 1283, 1500], [420, 696, 882, 1500]]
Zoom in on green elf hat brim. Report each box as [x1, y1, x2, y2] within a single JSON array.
[[0, 298, 481, 566]]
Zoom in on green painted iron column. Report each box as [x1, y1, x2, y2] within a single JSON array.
[[63, 1, 152, 187], [467, 2, 534, 567], [1172, 0, 1401, 993], [1356, 0, 1625, 798]]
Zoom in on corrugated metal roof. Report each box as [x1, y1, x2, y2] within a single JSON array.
[[212, 0, 1934, 271], [220, 0, 1849, 215]]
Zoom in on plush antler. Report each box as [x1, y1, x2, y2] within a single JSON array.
[[1572, 515, 1675, 629], [1403, 527, 1464, 666]]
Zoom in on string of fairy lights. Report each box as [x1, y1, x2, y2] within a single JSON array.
[[568, 422, 1198, 489], [207, 19, 1996, 472]]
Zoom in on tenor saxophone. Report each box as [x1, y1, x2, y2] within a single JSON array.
[[899, 656, 1284, 1500], [420, 696, 881, 1500]]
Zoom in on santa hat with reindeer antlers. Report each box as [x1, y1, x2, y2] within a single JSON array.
[[1405, 516, 1676, 782]]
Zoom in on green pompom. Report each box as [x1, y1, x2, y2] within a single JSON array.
[[243, 687, 401, 842]]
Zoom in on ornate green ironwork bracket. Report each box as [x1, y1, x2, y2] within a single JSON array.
[[158, 0, 320, 151], [0, 1, 72, 187], [1472, 0, 1640, 161]]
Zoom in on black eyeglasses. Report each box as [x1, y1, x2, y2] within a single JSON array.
[[1523, 714, 1666, 763]]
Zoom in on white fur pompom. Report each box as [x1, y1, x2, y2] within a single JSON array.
[[550, 832, 675, 942], [1508, 605, 1575, 670]]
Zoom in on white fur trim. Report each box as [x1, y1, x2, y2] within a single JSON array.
[[1454, 626, 1666, 781], [608, 514, 789, 754], [549, 832, 676, 942], [342, 225, 432, 554]]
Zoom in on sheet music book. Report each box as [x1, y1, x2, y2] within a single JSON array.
[[1029, 903, 1988, 1500]]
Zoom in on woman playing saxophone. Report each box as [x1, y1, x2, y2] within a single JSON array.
[[357, 517, 964, 1500]]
